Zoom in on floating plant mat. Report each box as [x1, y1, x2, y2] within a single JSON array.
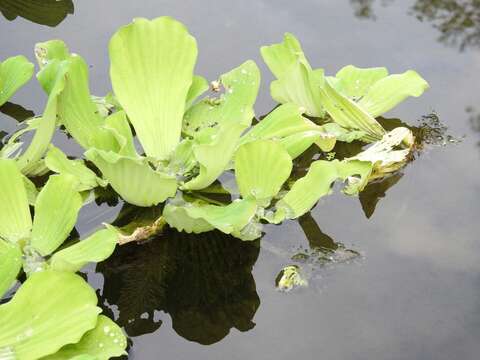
[[0, 14, 454, 359]]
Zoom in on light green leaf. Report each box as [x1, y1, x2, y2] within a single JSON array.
[[184, 60, 260, 135], [235, 140, 292, 205], [0, 159, 32, 242], [334, 65, 388, 100], [182, 61, 260, 190], [23, 176, 38, 206], [0, 55, 34, 106], [50, 228, 118, 272], [357, 70, 430, 118], [260, 33, 324, 117], [31, 174, 82, 256], [275, 159, 372, 220], [0, 239, 22, 298], [0, 270, 101, 360], [42, 315, 127, 360], [186, 75, 209, 110], [45, 145, 106, 191], [35, 40, 70, 68], [102, 110, 137, 157], [318, 80, 385, 142], [164, 197, 257, 235], [321, 123, 367, 143], [279, 129, 337, 158], [239, 103, 318, 145], [110, 16, 197, 159], [56, 55, 110, 150], [85, 149, 177, 207], [15, 57, 69, 175], [182, 121, 246, 190]]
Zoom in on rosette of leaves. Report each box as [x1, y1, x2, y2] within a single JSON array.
[[0, 159, 126, 359], [31, 17, 346, 209], [164, 123, 415, 240], [260, 33, 429, 143], [26, 17, 260, 207]]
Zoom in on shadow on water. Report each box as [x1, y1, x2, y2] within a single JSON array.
[[96, 228, 261, 345], [350, 0, 480, 51], [0, 102, 34, 123], [0, 0, 74, 27]]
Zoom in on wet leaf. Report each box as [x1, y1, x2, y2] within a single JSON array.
[[182, 60, 260, 190], [235, 140, 292, 206], [41, 315, 127, 360], [0, 271, 100, 360]]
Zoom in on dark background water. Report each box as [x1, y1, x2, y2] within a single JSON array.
[[1, 1, 480, 359]]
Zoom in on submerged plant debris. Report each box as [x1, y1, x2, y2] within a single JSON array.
[[0, 14, 443, 359]]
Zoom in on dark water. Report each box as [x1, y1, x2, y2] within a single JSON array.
[[2, 1, 480, 359]]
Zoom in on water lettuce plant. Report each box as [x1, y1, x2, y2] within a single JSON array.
[[260, 33, 429, 142], [0, 16, 432, 358], [0, 16, 428, 243], [0, 159, 126, 359]]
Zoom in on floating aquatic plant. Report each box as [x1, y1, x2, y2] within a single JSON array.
[[0, 159, 126, 359], [0, 15, 433, 357]]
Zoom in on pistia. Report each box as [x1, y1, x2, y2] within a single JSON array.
[[0, 16, 429, 359]]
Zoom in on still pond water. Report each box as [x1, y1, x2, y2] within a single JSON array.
[[1, 1, 480, 359]]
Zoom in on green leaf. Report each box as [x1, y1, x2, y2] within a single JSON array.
[[45, 145, 106, 191], [0, 239, 22, 298], [85, 149, 177, 207], [182, 61, 260, 190], [110, 16, 197, 160], [0, 55, 34, 106], [41, 315, 127, 360], [164, 197, 257, 236], [0, 270, 101, 360], [50, 228, 118, 272], [334, 65, 388, 100], [186, 75, 208, 110], [23, 176, 38, 206], [318, 80, 385, 142], [260, 33, 324, 117], [321, 123, 367, 143], [0, 159, 32, 242], [239, 103, 318, 145], [35, 40, 70, 69], [14, 56, 69, 175], [275, 159, 372, 220], [102, 110, 137, 157], [357, 70, 430, 118], [56, 55, 110, 150], [31, 174, 82, 256], [235, 140, 292, 205]]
